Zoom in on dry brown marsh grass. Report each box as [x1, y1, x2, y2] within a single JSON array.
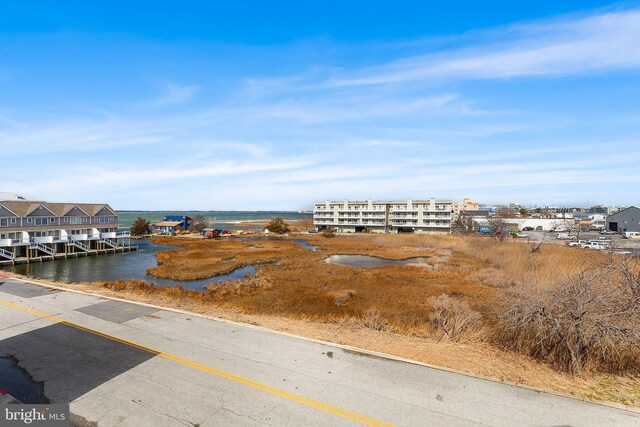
[[143, 233, 600, 332], [105, 234, 640, 379], [36, 231, 637, 407]]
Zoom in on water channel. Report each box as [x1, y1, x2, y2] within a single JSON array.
[[324, 255, 430, 268], [0, 238, 317, 290]]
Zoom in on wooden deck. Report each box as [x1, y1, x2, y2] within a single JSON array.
[[0, 245, 138, 266]]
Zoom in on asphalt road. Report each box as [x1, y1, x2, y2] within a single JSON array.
[[521, 230, 640, 249], [0, 277, 639, 426]]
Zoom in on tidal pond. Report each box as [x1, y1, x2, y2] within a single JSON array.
[[324, 255, 429, 268]]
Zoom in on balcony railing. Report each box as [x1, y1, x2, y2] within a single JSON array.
[[0, 247, 14, 260], [32, 236, 54, 244], [391, 208, 419, 213]]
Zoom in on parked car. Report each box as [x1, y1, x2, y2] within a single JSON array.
[[515, 232, 529, 238], [476, 226, 492, 234], [624, 231, 640, 239], [552, 226, 569, 233], [582, 241, 610, 250], [568, 240, 587, 247], [522, 227, 534, 231], [600, 229, 616, 235], [308, 229, 319, 233], [557, 233, 577, 240]]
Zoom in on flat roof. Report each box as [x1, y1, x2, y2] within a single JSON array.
[[315, 200, 453, 204], [154, 221, 184, 227]]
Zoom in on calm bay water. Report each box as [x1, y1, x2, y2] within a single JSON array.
[[1, 240, 260, 290], [117, 211, 311, 230], [2, 211, 312, 290]]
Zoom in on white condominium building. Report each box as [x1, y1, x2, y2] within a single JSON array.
[[313, 199, 454, 234]]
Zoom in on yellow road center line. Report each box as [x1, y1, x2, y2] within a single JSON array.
[[0, 298, 395, 427]]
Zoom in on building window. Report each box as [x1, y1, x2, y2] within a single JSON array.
[[27, 218, 32, 224], [10, 218, 16, 224]]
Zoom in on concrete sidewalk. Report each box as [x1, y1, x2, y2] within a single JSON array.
[[0, 278, 638, 426]]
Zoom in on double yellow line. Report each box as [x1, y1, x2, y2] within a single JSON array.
[[0, 298, 395, 427]]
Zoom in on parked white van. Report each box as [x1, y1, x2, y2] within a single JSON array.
[[625, 231, 640, 239]]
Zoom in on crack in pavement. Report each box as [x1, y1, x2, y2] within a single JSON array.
[[131, 398, 199, 427]]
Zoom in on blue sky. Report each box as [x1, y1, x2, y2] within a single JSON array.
[[2, 1, 640, 210]]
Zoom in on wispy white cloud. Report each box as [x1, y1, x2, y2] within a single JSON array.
[[0, 119, 169, 154], [148, 82, 200, 107], [349, 139, 427, 148], [193, 141, 271, 158], [330, 10, 640, 86], [3, 7, 640, 209], [5, 158, 312, 194]]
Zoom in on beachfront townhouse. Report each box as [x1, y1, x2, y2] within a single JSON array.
[[313, 199, 454, 234], [0, 200, 133, 263]]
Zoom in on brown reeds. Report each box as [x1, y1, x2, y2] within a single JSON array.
[[100, 233, 638, 378]]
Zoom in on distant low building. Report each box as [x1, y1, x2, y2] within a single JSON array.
[[606, 207, 640, 234], [589, 205, 609, 215], [452, 198, 480, 221], [153, 215, 192, 234], [460, 210, 490, 218], [472, 217, 574, 231], [0, 193, 30, 201]]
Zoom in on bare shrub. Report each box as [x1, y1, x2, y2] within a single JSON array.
[[498, 270, 640, 374], [487, 217, 508, 241], [602, 252, 640, 297], [453, 216, 475, 234], [528, 236, 547, 254], [266, 217, 289, 234], [327, 289, 356, 306], [428, 294, 481, 341], [322, 227, 336, 238], [360, 307, 387, 331]]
